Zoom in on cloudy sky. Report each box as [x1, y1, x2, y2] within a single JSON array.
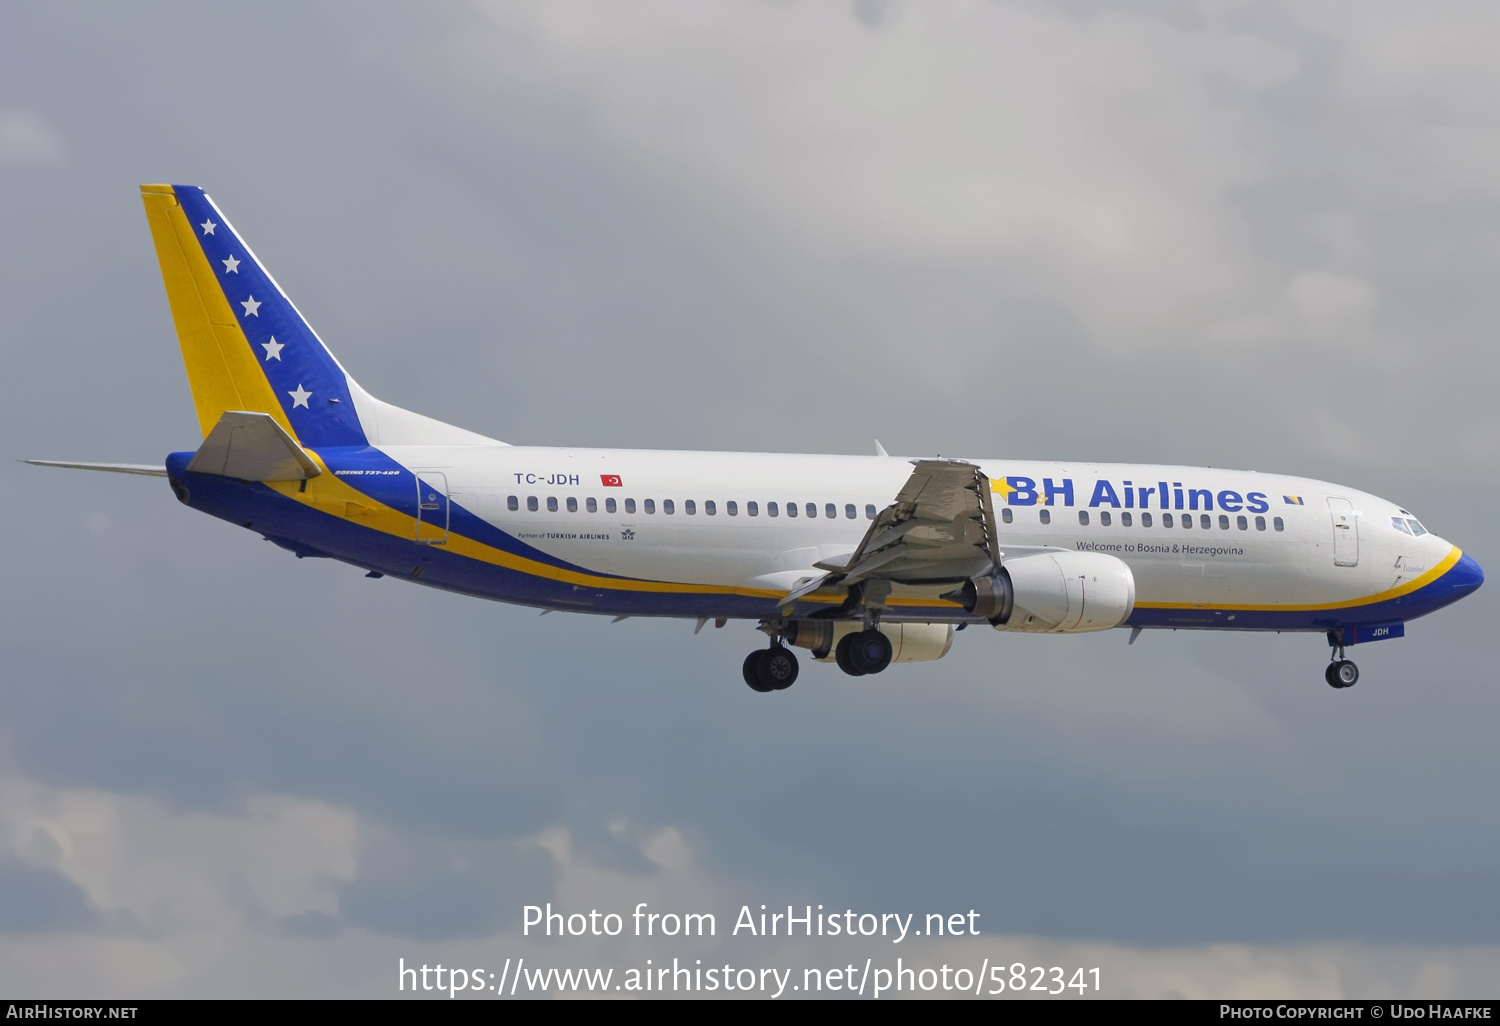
[[1, 0, 1498, 999]]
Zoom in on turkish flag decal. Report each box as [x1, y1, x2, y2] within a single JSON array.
[[601, 474, 623, 487]]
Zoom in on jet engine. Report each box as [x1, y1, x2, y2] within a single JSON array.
[[947, 551, 1136, 633], [786, 621, 955, 663]]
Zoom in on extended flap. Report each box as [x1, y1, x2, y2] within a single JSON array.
[[186, 411, 322, 481]]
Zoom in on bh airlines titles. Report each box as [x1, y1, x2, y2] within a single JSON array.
[[995, 474, 1271, 514]]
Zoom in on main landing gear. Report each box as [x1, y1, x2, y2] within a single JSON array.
[[834, 629, 893, 677], [1325, 630, 1358, 689], [743, 645, 799, 692]]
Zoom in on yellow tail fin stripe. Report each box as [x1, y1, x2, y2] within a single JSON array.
[[140, 185, 297, 441]]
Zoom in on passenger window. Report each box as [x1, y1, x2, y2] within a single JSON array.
[[664, 499, 675, 514], [1237, 515, 1247, 530], [865, 504, 877, 520], [1040, 509, 1051, 525], [1001, 507, 1013, 524], [566, 497, 578, 512], [1255, 515, 1265, 531], [507, 495, 519, 511], [606, 497, 617, 514], [748, 501, 759, 517], [1121, 512, 1132, 527], [547, 497, 558, 512], [787, 502, 797, 518], [845, 504, 856, 519], [705, 500, 716, 516], [625, 498, 636, 514], [1101, 511, 1113, 527], [728, 501, 739, 516], [1219, 514, 1229, 530], [825, 503, 836, 519], [586, 497, 597, 513], [768, 502, 778, 517], [1162, 513, 1172, 527], [1201, 514, 1212, 529], [1079, 510, 1090, 526], [1182, 513, 1191, 529], [684, 500, 695, 515], [1273, 517, 1284, 531], [527, 496, 539, 512], [645, 499, 656, 514]]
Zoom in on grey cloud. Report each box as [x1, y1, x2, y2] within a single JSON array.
[[0, 855, 97, 933], [0, 111, 65, 164], [336, 827, 553, 940], [852, 0, 899, 31]]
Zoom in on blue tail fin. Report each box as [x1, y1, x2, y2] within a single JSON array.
[[142, 185, 502, 449]]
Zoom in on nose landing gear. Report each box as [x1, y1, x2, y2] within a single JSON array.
[[743, 645, 799, 692], [1325, 660, 1359, 688], [1325, 630, 1358, 689]]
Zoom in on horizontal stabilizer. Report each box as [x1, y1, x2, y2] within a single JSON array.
[[23, 460, 167, 477], [186, 410, 322, 482]]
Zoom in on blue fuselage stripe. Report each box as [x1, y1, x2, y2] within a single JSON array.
[[165, 459, 1483, 629]]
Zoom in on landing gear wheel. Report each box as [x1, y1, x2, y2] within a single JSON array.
[[744, 651, 774, 692], [1325, 660, 1358, 689], [1334, 659, 1358, 688], [835, 634, 866, 676], [760, 646, 799, 690], [839, 629, 893, 675]]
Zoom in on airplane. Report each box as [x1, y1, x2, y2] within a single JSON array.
[[27, 185, 1484, 693]]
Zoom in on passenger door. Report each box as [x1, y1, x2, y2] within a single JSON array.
[[1327, 496, 1358, 567], [415, 471, 450, 545]]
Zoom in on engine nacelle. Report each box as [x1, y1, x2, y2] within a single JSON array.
[[950, 551, 1136, 633], [786, 621, 955, 663]]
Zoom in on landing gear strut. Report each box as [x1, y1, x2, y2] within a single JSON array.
[[743, 645, 799, 692], [1325, 630, 1358, 689]]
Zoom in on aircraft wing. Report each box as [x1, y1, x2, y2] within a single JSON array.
[[779, 459, 1006, 614]]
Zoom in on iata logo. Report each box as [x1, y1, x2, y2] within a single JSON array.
[[601, 474, 623, 487], [620, 528, 635, 540]]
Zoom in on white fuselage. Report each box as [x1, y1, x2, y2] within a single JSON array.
[[364, 444, 1456, 626]]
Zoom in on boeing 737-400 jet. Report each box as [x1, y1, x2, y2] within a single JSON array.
[[27, 186, 1485, 692]]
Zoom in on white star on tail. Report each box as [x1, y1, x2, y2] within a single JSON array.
[[261, 336, 283, 361], [200, 219, 216, 235], [222, 254, 240, 273], [289, 384, 312, 408], [241, 295, 261, 316]]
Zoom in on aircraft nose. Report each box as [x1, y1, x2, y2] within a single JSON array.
[[1449, 552, 1485, 599]]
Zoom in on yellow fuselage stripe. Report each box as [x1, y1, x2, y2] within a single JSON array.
[[274, 456, 1457, 614]]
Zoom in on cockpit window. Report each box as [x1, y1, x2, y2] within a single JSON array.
[[1390, 516, 1412, 536], [1407, 518, 1427, 537]]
